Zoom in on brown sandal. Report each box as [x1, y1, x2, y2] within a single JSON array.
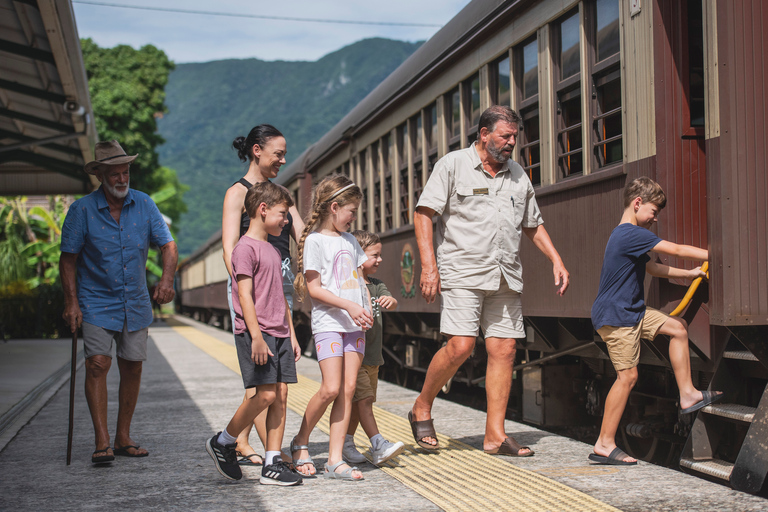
[[408, 410, 439, 450], [484, 437, 534, 457]]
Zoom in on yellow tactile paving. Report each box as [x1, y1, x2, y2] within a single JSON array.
[[170, 320, 620, 512]]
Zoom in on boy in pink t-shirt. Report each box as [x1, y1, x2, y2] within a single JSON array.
[[206, 182, 302, 486]]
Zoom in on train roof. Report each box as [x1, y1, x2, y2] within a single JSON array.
[[275, 0, 524, 186]]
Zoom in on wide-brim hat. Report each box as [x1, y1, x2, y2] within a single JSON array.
[[84, 140, 138, 175]]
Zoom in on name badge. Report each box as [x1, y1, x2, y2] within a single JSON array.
[[473, 188, 489, 195]]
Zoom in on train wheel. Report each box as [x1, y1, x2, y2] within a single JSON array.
[[221, 314, 231, 333]]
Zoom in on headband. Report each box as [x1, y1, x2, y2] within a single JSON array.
[[328, 183, 356, 201]]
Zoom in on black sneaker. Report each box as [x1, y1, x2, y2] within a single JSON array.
[[260, 460, 303, 486], [206, 432, 242, 481]]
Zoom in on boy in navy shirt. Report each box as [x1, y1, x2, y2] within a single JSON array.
[[589, 177, 721, 465]]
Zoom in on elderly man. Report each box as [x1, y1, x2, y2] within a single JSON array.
[[408, 106, 569, 456], [60, 140, 178, 464]]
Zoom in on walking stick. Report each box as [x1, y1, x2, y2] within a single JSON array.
[[66, 329, 77, 466]]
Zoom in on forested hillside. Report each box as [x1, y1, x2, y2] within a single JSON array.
[[157, 38, 421, 256]]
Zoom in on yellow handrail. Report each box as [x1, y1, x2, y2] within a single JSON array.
[[669, 261, 709, 317]]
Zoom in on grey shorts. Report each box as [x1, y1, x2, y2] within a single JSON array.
[[235, 331, 298, 388], [82, 321, 148, 361]]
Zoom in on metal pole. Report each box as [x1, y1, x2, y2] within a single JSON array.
[[66, 330, 77, 466]]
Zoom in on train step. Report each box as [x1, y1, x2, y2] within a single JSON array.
[[681, 331, 768, 494], [680, 457, 734, 481], [702, 403, 756, 423]]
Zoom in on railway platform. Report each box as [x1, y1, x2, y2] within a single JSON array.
[[0, 315, 766, 511]]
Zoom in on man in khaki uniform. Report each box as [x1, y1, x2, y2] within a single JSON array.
[[408, 106, 569, 456]]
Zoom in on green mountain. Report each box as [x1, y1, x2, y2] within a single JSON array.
[[157, 38, 421, 256]]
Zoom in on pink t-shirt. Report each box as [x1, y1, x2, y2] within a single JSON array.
[[231, 236, 289, 337]]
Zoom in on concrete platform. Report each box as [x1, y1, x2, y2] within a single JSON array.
[[0, 316, 766, 511]]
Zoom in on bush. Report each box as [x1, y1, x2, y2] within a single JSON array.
[[0, 282, 69, 339]]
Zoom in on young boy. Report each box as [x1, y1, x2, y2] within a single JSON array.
[[206, 182, 302, 485], [342, 231, 405, 465], [589, 177, 722, 466]]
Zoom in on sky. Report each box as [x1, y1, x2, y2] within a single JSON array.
[[72, 0, 472, 64]]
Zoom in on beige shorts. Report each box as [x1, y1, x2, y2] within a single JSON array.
[[353, 364, 379, 402], [597, 308, 670, 371], [440, 278, 524, 339]]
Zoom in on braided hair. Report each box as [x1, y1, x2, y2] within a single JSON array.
[[293, 174, 363, 301]]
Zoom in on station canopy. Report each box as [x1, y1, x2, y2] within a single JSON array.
[[0, 0, 97, 196]]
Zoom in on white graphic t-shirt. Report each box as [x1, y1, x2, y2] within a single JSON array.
[[303, 231, 369, 334]]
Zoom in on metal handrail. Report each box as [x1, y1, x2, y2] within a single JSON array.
[[670, 261, 709, 317]]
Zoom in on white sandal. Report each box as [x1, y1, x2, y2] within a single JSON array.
[[324, 460, 364, 481]]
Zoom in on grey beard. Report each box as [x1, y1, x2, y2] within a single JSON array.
[[104, 180, 129, 199], [487, 144, 512, 163]]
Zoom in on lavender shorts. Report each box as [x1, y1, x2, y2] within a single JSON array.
[[314, 331, 365, 361]]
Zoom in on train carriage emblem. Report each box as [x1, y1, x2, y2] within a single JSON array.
[[400, 243, 416, 298]]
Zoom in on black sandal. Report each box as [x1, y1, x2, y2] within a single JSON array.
[[92, 447, 115, 463]]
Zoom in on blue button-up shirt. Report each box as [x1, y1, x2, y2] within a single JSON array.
[[60, 186, 174, 332]]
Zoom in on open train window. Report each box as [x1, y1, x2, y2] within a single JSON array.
[[553, 9, 583, 179], [681, 0, 705, 137], [427, 103, 438, 178], [515, 36, 541, 186], [410, 115, 423, 215], [589, 0, 622, 168]]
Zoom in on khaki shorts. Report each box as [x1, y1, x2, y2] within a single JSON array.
[[597, 308, 669, 371], [353, 364, 379, 402], [440, 278, 524, 339]]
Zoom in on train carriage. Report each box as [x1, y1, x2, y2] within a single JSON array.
[[179, 0, 768, 494]]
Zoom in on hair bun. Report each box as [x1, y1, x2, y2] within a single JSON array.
[[232, 136, 246, 150]]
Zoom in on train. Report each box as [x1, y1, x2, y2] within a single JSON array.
[[177, 0, 768, 495]]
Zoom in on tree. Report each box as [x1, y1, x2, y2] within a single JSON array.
[[80, 38, 187, 227]]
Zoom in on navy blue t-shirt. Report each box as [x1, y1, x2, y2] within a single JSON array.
[[591, 223, 662, 330]]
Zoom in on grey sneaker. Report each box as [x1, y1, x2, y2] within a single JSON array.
[[371, 439, 405, 465], [342, 439, 368, 464], [206, 432, 242, 480]]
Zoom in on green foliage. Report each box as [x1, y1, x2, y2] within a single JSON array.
[[80, 38, 188, 227], [156, 38, 421, 256]]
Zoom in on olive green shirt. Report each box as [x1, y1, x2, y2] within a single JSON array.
[[363, 277, 392, 366]]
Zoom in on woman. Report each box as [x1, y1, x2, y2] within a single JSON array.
[[222, 124, 304, 466]]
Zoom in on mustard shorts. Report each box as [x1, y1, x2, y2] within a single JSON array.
[[353, 364, 379, 402], [597, 308, 669, 371]]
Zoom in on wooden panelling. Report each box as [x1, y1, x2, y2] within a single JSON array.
[[621, 0, 656, 161], [708, 0, 768, 325], [703, 0, 720, 139]]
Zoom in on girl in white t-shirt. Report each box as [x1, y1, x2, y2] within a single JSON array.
[[289, 175, 372, 481]]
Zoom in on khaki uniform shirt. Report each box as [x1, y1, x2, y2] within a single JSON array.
[[416, 143, 543, 292]]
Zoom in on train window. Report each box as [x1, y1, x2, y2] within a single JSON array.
[[371, 143, 381, 231], [429, 104, 438, 152], [382, 135, 393, 231], [554, 9, 583, 179], [384, 175, 393, 231], [522, 38, 538, 100], [413, 160, 423, 210], [414, 114, 423, 158], [398, 122, 410, 225], [494, 55, 511, 107], [358, 153, 368, 231], [682, 0, 705, 134], [593, 71, 622, 167], [448, 88, 461, 152], [589, 0, 622, 169], [515, 36, 540, 186], [559, 11, 581, 80], [465, 74, 481, 144], [595, 0, 620, 63]]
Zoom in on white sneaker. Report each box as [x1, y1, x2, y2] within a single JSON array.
[[342, 440, 367, 464], [371, 439, 405, 465]]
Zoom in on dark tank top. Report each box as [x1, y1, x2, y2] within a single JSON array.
[[236, 178, 293, 261]]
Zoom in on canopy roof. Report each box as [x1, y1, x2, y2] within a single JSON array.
[[0, 0, 97, 196]]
